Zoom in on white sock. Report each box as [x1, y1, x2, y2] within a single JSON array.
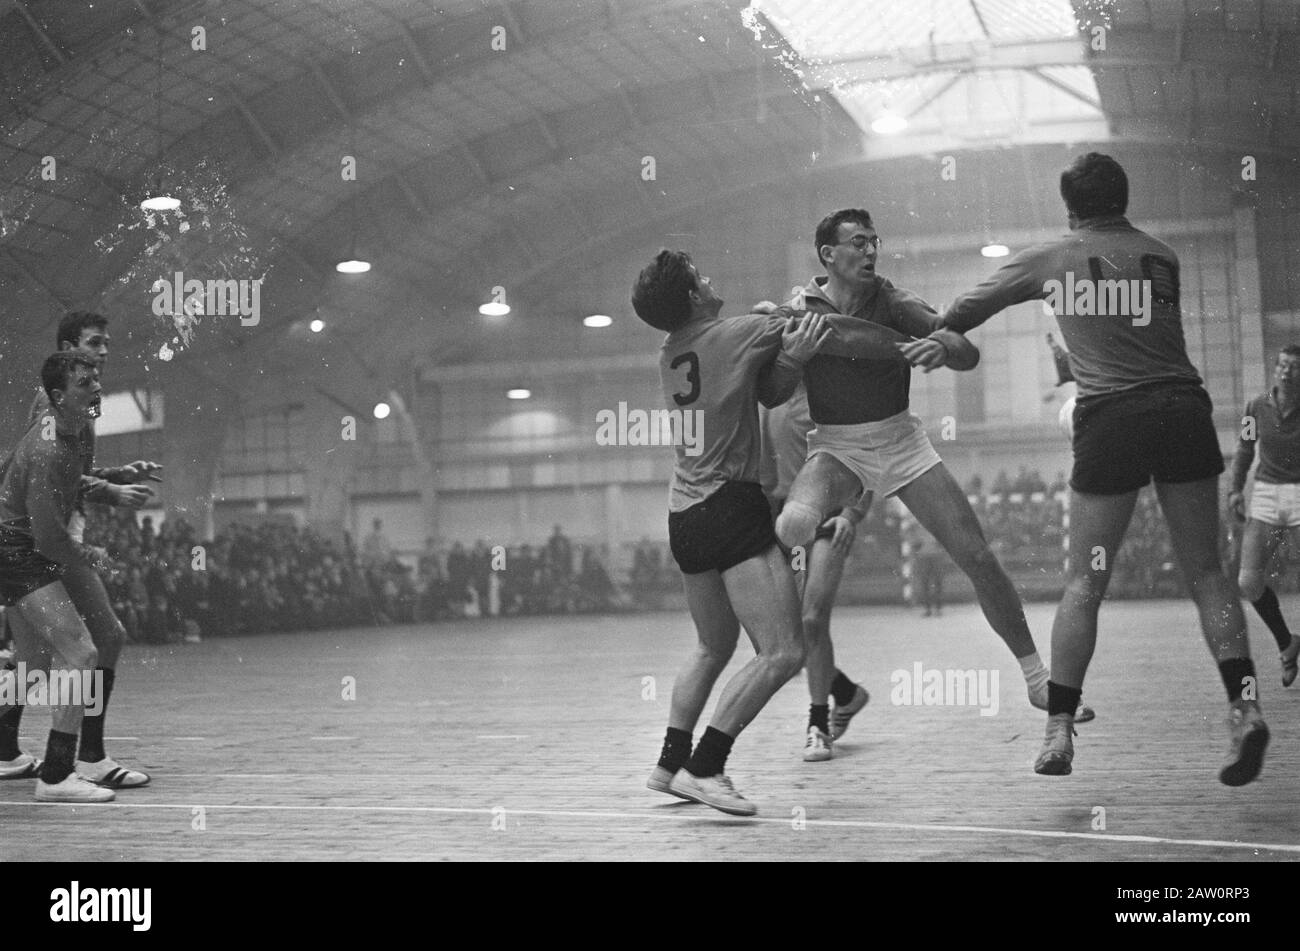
[[1018, 652, 1049, 689]]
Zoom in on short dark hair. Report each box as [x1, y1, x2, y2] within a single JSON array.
[[814, 209, 875, 266], [56, 311, 108, 350], [41, 351, 98, 401], [631, 249, 697, 332], [1279, 345, 1300, 361], [1059, 153, 1128, 220]]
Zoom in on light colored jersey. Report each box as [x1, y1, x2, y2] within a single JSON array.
[[661, 313, 786, 512], [943, 215, 1202, 398]]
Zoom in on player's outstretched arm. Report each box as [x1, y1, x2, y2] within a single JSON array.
[[820, 315, 911, 362]]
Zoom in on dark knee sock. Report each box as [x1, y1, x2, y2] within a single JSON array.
[[830, 670, 858, 707], [77, 667, 114, 763], [1219, 657, 1256, 702], [808, 704, 829, 733], [657, 727, 693, 773], [1250, 588, 1294, 652], [0, 705, 22, 760], [685, 726, 734, 778], [39, 730, 78, 784], [1047, 680, 1081, 717]]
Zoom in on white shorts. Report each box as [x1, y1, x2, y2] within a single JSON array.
[[1249, 481, 1300, 528], [806, 411, 942, 499]]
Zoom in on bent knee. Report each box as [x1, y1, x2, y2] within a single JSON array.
[[768, 645, 806, 678], [776, 501, 822, 550], [1237, 570, 1267, 603]]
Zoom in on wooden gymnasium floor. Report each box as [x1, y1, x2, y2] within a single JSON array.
[[1, 598, 1297, 862]]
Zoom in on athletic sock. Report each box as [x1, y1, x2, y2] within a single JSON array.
[[0, 705, 22, 760], [808, 704, 830, 734], [77, 667, 113, 763], [1046, 680, 1081, 717], [1018, 651, 1050, 693], [1218, 657, 1257, 703], [830, 670, 858, 707], [657, 727, 693, 773], [1250, 588, 1294, 652], [685, 726, 735, 778], [39, 730, 78, 785]]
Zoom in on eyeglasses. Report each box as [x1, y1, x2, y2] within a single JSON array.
[[838, 235, 882, 251]]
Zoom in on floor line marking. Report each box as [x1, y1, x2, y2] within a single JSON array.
[[0, 800, 1293, 854]]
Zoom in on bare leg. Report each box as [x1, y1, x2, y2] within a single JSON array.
[[12, 583, 98, 736], [803, 536, 850, 708], [776, 454, 861, 550], [1049, 488, 1139, 688], [704, 545, 805, 737], [670, 571, 741, 733], [897, 463, 1036, 658], [1156, 478, 1249, 661]]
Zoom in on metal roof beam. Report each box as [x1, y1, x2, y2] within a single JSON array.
[[805, 37, 1086, 88]]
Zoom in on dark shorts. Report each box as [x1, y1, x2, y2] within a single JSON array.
[[670, 481, 776, 575], [0, 527, 64, 608], [1071, 383, 1225, 495]]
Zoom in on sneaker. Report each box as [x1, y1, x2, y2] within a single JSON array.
[[1219, 699, 1269, 787], [0, 753, 42, 780], [646, 765, 693, 801], [1282, 636, 1300, 688], [830, 685, 870, 740], [1028, 683, 1096, 725], [668, 769, 757, 817], [35, 772, 115, 803], [1033, 713, 1076, 775], [76, 757, 150, 789], [803, 725, 832, 762]]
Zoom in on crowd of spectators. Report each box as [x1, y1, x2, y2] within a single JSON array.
[[71, 513, 624, 642], [4, 468, 1280, 644]]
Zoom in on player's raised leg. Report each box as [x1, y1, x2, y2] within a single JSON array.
[[775, 453, 860, 550], [1157, 477, 1266, 786]]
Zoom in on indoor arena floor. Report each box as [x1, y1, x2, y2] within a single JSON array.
[[2, 599, 1298, 862]]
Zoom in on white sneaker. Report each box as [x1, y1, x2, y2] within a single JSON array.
[[36, 772, 115, 803], [646, 764, 693, 801], [0, 752, 42, 780], [668, 769, 757, 816], [803, 725, 832, 762]]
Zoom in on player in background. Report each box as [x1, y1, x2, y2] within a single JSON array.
[[760, 381, 871, 762], [0, 312, 159, 788], [634, 249, 908, 814], [0, 353, 116, 801], [940, 152, 1265, 786], [1229, 345, 1300, 687]]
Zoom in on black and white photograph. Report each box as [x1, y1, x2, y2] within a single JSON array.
[[0, 0, 1297, 895]]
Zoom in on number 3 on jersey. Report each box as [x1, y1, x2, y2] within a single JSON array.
[[671, 351, 701, 406]]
